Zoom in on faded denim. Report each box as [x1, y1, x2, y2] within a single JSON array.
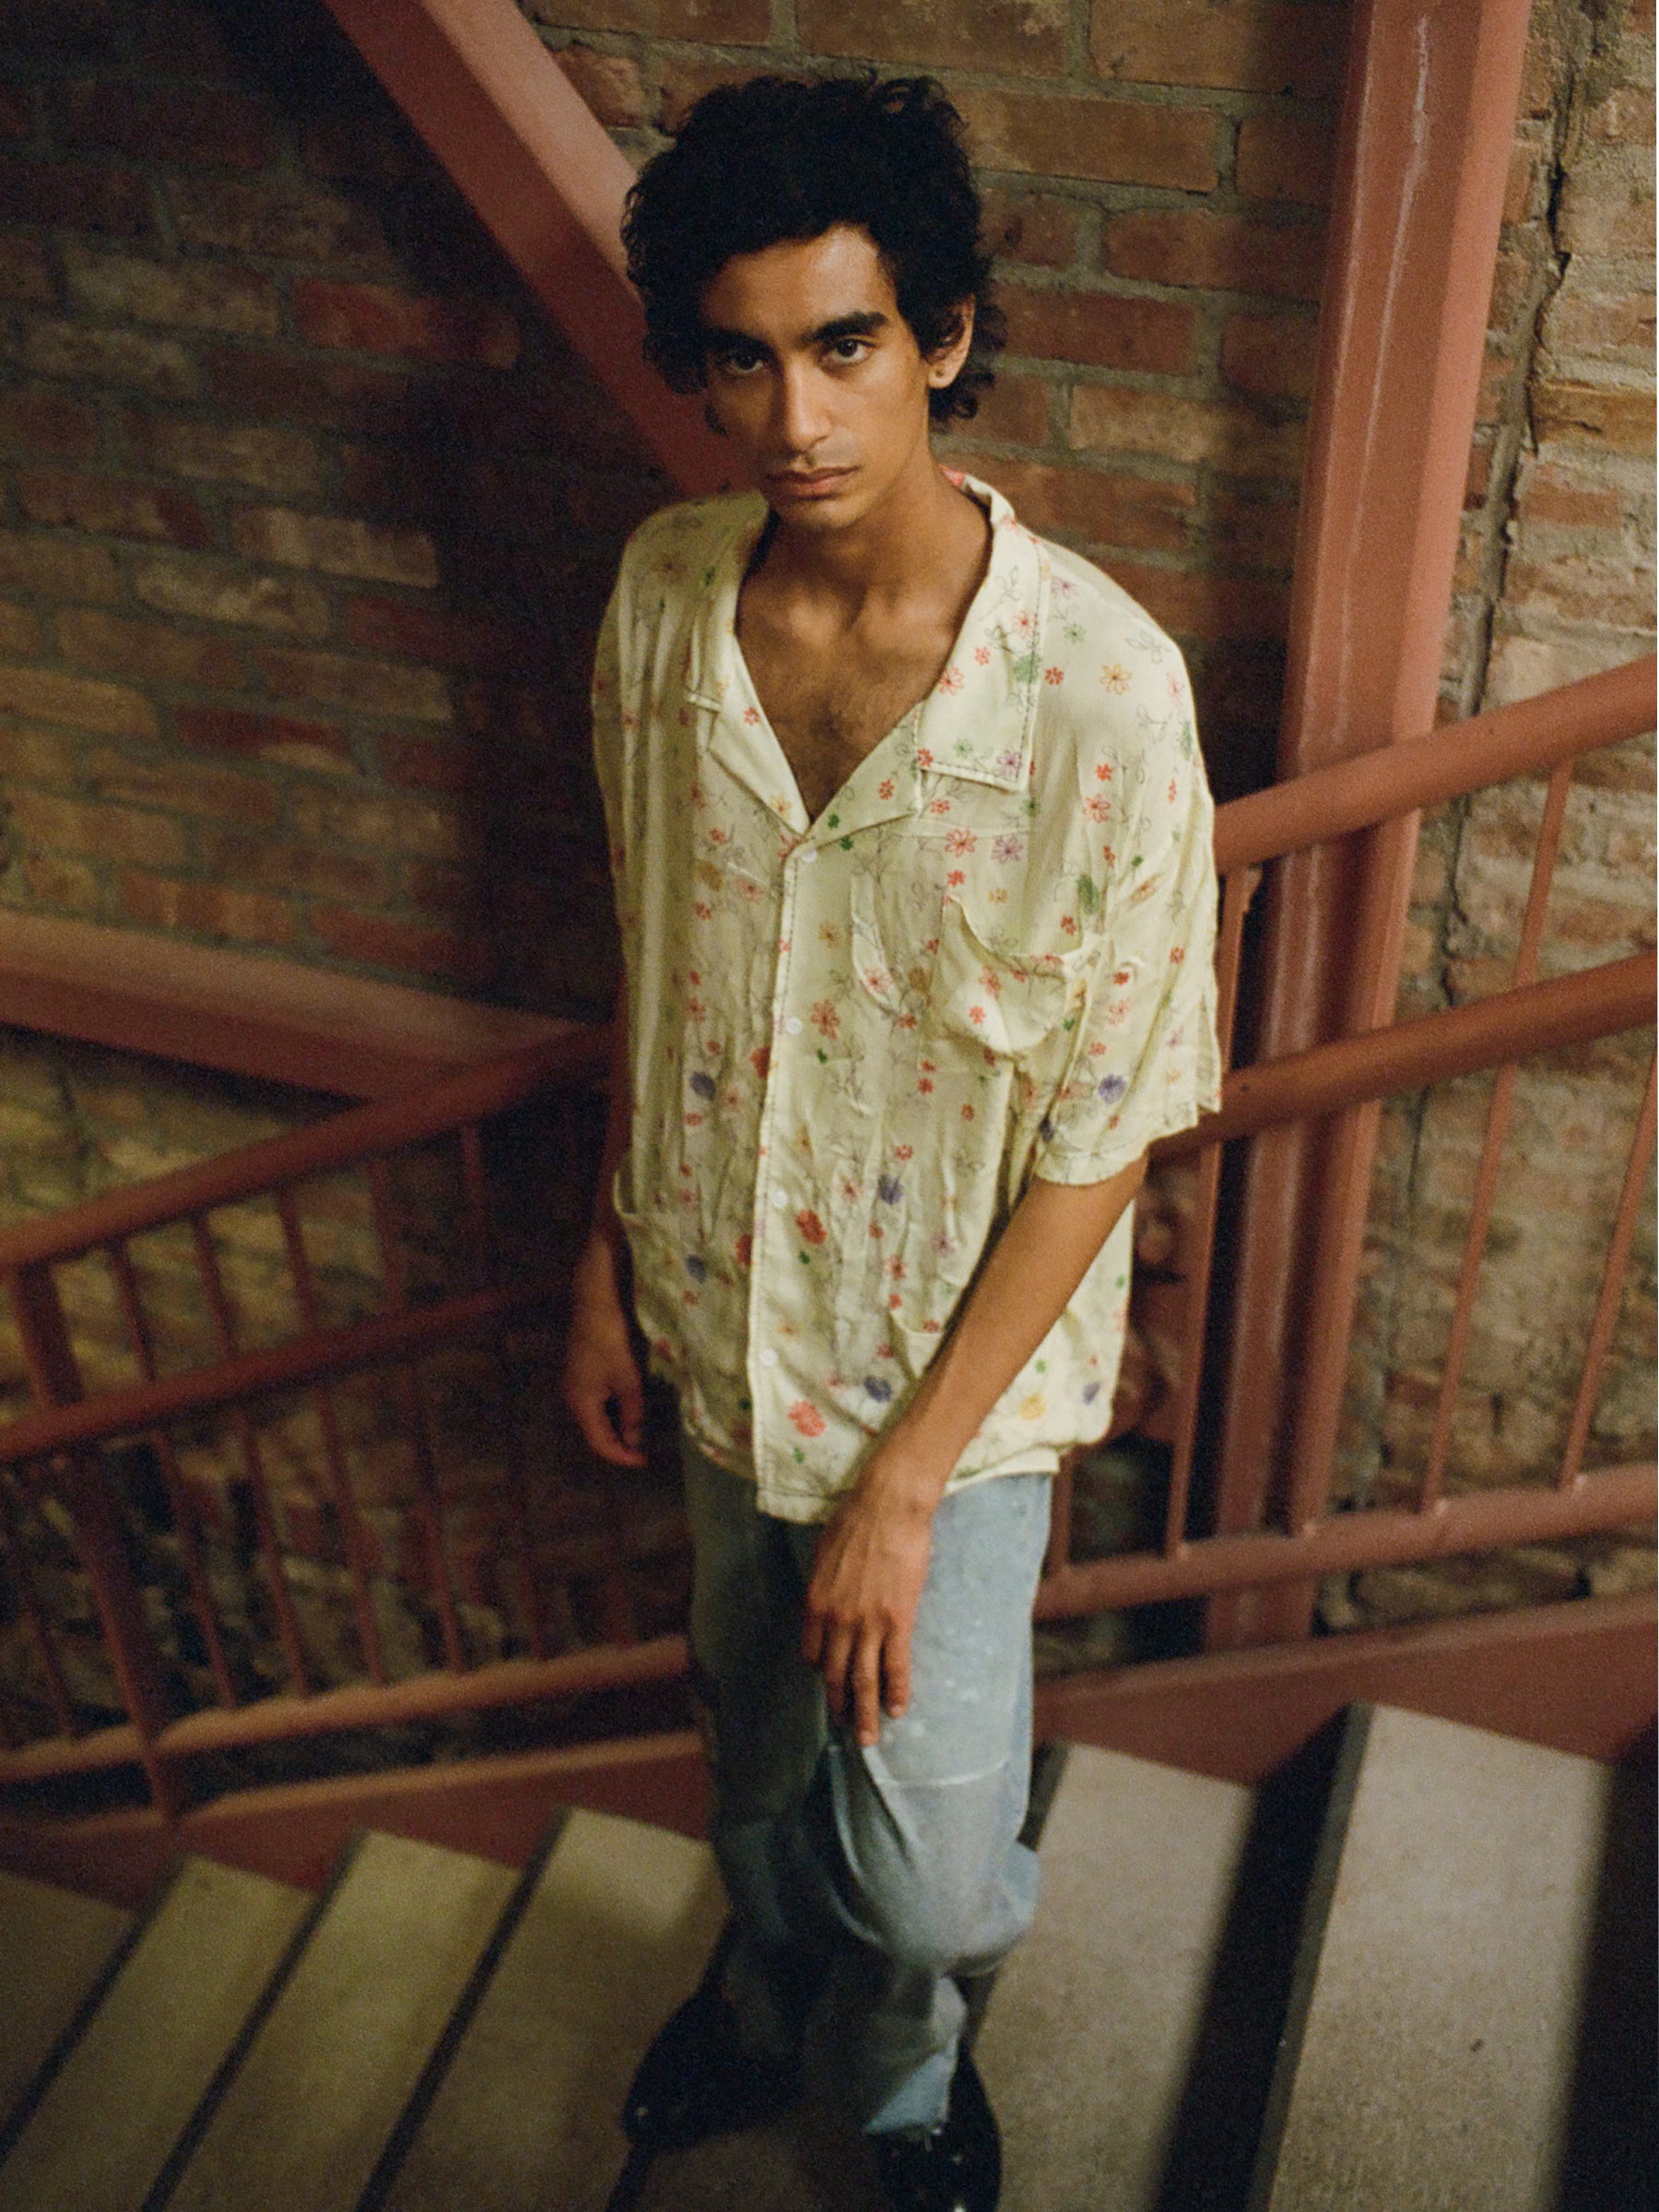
[[681, 1436, 1051, 2135]]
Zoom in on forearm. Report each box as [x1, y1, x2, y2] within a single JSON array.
[[587, 979, 632, 1258], [856, 1154, 1147, 1515]]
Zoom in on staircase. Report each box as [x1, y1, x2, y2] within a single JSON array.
[[0, 1706, 1650, 2212]]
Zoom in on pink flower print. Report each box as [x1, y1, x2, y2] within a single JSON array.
[[928, 797, 951, 817], [979, 966, 1003, 996], [1114, 969, 1132, 984], [693, 900, 712, 920], [1170, 944, 1186, 962], [1102, 843, 1117, 869], [1016, 609, 1034, 635], [947, 868, 966, 888], [918, 1076, 935, 1096], [888, 1257, 907, 1280], [944, 827, 978, 856], [789, 1401, 827, 1437], [1167, 671, 1182, 699], [895, 1144, 913, 1160], [744, 706, 760, 724], [1101, 663, 1130, 693], [917, 747, 935, 769], [973, 644, 991, 665], [969, 1004, 987, 1026], [796, 1208, 828, 1246], [1061, 914, 1078, 936], [810, 1000, 841, 1041], [888, 1292, 903, 1311], [1044, 665, 1065, 685], [961, 1102, 976, 1121], [750, 1045, 771, 1079], [1094, 761, 1113, 782], [1084, 795, 1111, 823], [995, 748, 1022, 778], [992, 833, 1024, 864], [878, 777, 895, 799], [939, 665, 964, 694], [1168, 775, 1178, 803], [708, 825, 731, 845]]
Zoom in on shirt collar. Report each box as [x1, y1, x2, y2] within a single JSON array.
[[684, 473, 1048, 840]]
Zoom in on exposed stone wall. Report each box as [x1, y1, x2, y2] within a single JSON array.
[[1328, 0, 1655, 1629]]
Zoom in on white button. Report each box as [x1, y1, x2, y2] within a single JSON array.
[[759, 1348, 779, 1367], [799, 847, 818, 865], [784, 1017, 803, 1035], [771, 1188, 788, 1209]]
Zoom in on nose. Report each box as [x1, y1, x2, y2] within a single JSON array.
[[774, 359, 832, 458]]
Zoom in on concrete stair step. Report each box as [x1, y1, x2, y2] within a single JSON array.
[[375, 1807, 727, 2212], [158, 1830, 519, 2212], [0, 1868, 132, 2134], [1249, 1702, 1629, 2212], [0, 1856, 311, 2212], [975, 1743, 1261, 2212]]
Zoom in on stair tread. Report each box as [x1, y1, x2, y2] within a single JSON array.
[[636, 2101, 888, 2211], [0, 1869, 132, 2131], [0, 1856, 309, 2212], [162, 1829, 518, 2212], [977, 1742, 1257, 2212], [1257, 1704, 1616, 2212], [381, 1809, 726, 2212]]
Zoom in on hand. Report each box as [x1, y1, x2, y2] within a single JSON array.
[[561, 1233, 647, 1466], [803, 1483, 935, 1748]]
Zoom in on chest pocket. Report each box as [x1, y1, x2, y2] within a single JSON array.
[[853, 878, 1088, 1060]]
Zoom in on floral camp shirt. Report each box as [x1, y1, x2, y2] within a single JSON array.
[[592, 474, 1221, 1524]]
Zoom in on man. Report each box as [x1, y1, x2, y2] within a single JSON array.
[[563, 74, 1220, 2212]]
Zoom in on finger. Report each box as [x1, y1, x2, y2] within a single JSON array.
[[564, 1371, 647, 1466], [853, 1632, 883, 1747], [616, 1363, 646, 1453], [820, 1625, 854, 1723], [883, 1623, 912, 1720], [800, 1599, 825, 1667]]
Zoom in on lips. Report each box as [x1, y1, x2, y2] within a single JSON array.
[[768, 468, 853, 498]]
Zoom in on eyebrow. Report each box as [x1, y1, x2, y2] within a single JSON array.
[[702, 310, 890, 355]]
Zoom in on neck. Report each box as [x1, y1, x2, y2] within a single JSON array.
[[764, 437, 978, 609]]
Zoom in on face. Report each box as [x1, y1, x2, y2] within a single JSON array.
[[696, 225, 973, 531]]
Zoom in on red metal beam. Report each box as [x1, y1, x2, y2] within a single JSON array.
[[318, 0, 728, 496], [1211, 0, 1540, 1647]]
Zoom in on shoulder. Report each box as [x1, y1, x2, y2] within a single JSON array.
[[617, 491, 765, 599], [1038, 538, 1188, 690]]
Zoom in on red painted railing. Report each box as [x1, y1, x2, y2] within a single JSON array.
[[0, 656, 1651, 1819]]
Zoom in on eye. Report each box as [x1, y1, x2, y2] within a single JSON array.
[[826, 336, 871, 365], [712, 345, 765, 378]]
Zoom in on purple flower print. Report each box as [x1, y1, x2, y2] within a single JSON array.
[[877, 1174, 903, 1204], [992, 833, 1024, 864], [1081, 1380, 1101, 1404], [688, 1071, 716, 1100], [1097, 1074, 1127, 1105], [684, 1253, 708, 1282], [864, 1376, 894, 1403]]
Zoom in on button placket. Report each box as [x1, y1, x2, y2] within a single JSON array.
[[745, 836, 813, 1476]]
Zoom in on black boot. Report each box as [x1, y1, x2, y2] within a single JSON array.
[[621, 1958, 801, 2153], [872, 2048, 1001, 2212]]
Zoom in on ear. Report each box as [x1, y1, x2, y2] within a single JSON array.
[[925, 300, 976, 392]]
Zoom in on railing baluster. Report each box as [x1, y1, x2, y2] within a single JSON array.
[[189, 1215, 312, 1696], [1559, 1053, 1658, 1489], [459, 1122, 491, 1290], [106, 1239, 239, 1709], [491, 1339, 550, 1661], [1420, 759, 1574, 1512], [276, 1191, 387, 1686], [1044, 1454, 1077, 1579], [365, 1157, 409, 1307], [1162, 864, 1259, 1556], [0, 1468, 79, 1738]]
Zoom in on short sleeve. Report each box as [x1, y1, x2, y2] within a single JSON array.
[[590, 576, 625, 881], [1030, 657, 1222, 1185]]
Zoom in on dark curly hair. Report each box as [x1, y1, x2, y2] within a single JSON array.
[[622, 75, 1005, 427]]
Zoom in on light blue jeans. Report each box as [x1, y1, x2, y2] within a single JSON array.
[[681, 1435, 1052, 2134]]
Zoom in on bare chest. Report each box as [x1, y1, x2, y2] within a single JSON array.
[[739, 628, 950, 824]]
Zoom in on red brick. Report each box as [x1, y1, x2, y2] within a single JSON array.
[[62, 242, 280, 336], [166, 174, 391, 267], [799, 0, 1066, 74], [17, 851, 101, 912], [1210, 488, 1300, 570], [17, 465, 212, 547], [120, 410, 321, 497], [82, 747, 281, 825], [1486, 239, 1547, 335], [656, 61, 763, 135], [0, 153, 155, 238], [1502, 555, 1657, 632], [1103, 560, 1289, 641], [174, 704, 353, 773], [554, 46, 647, 130], [56, 606, 245, 689], [197, 828, 393, 906], [1070, 383, 1306, 477], [343, 596, 532, 670], [206, 345, 416, 433], [0, 3, 119, 60], [404, 856, 473, 921], [8, 788, 184, 866], [0, 598, 41, 655], [525, 0, 770, 42], [1463, 438, 1493, 509], [1091, 0, 1346, 96], [1103, 209, 1326, 300], [299, 110, 422, 189], [288, 787, 468, 859], [1220, 310, 1321, 399], [0, 720, 78, 787], [1542, 281, 1656, 368], [293, 280, 519, 369], [1503, 137, 1538, 225], [1559, 155, 1656, 259], [57, 79, 274, 171], [0, 660, 154, 737], [118, 872, 294, 947], [0, 236, 54, 302], [253, 647, 454, 724], [131, 554, 332, 638], [981, 191, 1078, 271], [951, 372, 1051, 448], [1589, 86, 1656, 147], [1533, 379, 1655, 454], [231, 506, 439, 588], [23, 318, 198, 400], [960, 454, 1194, 553], [1513, 464, 1625, 529], [310, 905, 491, 984], [378, 735, 477, 792], [0, 384, 99, 457], [0, 526, 123, 602], [958, 89, 1219, 192], [1235, 113, 1336, 206], [1001, 285, 1196, 373]]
